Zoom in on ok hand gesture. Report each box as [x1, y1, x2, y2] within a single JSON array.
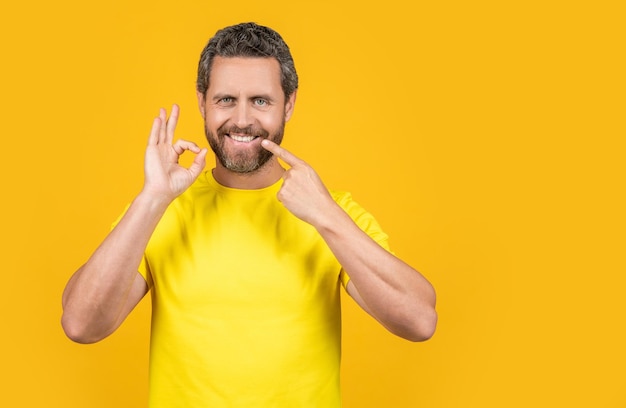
[[261, 139, 336, 227], [143, 105, 208, 203]]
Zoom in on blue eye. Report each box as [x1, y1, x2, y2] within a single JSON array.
[[254, 98, 267, 106]]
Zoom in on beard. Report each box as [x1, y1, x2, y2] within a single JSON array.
[[205, 120, 285, 173]]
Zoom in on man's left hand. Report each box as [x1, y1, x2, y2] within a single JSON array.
[[261, 139, 336, 227]]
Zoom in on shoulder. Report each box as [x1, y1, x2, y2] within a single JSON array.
[[329, 190, 391, 250], [329, 190, 369, 220]]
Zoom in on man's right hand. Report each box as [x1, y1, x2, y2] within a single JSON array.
[[142, 104, 207, 203], [62, 104, 207, 343]]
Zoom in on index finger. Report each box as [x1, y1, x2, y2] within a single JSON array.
[[261, 139, 305, 167]]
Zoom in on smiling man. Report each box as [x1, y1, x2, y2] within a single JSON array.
[[201, 56, 293, 180], [61, 22, 437, 407]]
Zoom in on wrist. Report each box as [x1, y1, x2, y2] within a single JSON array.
[[136, 188, 174, 212], [312, 200, 349, 233]]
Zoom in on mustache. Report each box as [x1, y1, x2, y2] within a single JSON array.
[[217, 124, 269, 138]]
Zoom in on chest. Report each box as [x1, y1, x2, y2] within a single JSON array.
[[145, 196, 342, 311]]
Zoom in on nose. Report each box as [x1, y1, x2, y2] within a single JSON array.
[[233, 101, 253, 129]]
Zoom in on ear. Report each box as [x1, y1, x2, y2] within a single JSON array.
[[196, 91, 206, 119], [284, 90, 297, 122]]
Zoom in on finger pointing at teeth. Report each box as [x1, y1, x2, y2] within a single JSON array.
[[261, 139, 306, 167]]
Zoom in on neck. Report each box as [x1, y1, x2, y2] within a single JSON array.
[[212, 157, 284, 189]]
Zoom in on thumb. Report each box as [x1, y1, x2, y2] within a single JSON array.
[[188, 148, 208, 178]]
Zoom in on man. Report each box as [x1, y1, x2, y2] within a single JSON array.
[[62, 22, 437, 407]]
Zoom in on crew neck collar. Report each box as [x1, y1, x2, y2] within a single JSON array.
[[202, 170, 282, 194]]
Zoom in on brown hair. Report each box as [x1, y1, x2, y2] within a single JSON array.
[[196, 22, 298, 99]]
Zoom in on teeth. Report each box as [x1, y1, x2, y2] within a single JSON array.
[[230, 134, 256, 142]]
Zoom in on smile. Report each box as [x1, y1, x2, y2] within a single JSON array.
[[228, 134, 257, 143]]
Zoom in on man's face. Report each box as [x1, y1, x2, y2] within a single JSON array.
[[197, 56, 296, 173]]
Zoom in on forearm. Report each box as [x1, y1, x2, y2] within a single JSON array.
[[258, 140, 436, 340], [61, 191, 169, 343], [315, 204, 437, 341]]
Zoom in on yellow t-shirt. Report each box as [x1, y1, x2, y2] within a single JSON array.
[[139, 171, 390, 407]]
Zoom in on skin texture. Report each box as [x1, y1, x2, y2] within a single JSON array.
[[61, 56, 436, 344], [197, 57, 295, 189]]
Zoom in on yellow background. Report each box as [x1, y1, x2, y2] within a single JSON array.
[[1, 0, 624, 407]]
